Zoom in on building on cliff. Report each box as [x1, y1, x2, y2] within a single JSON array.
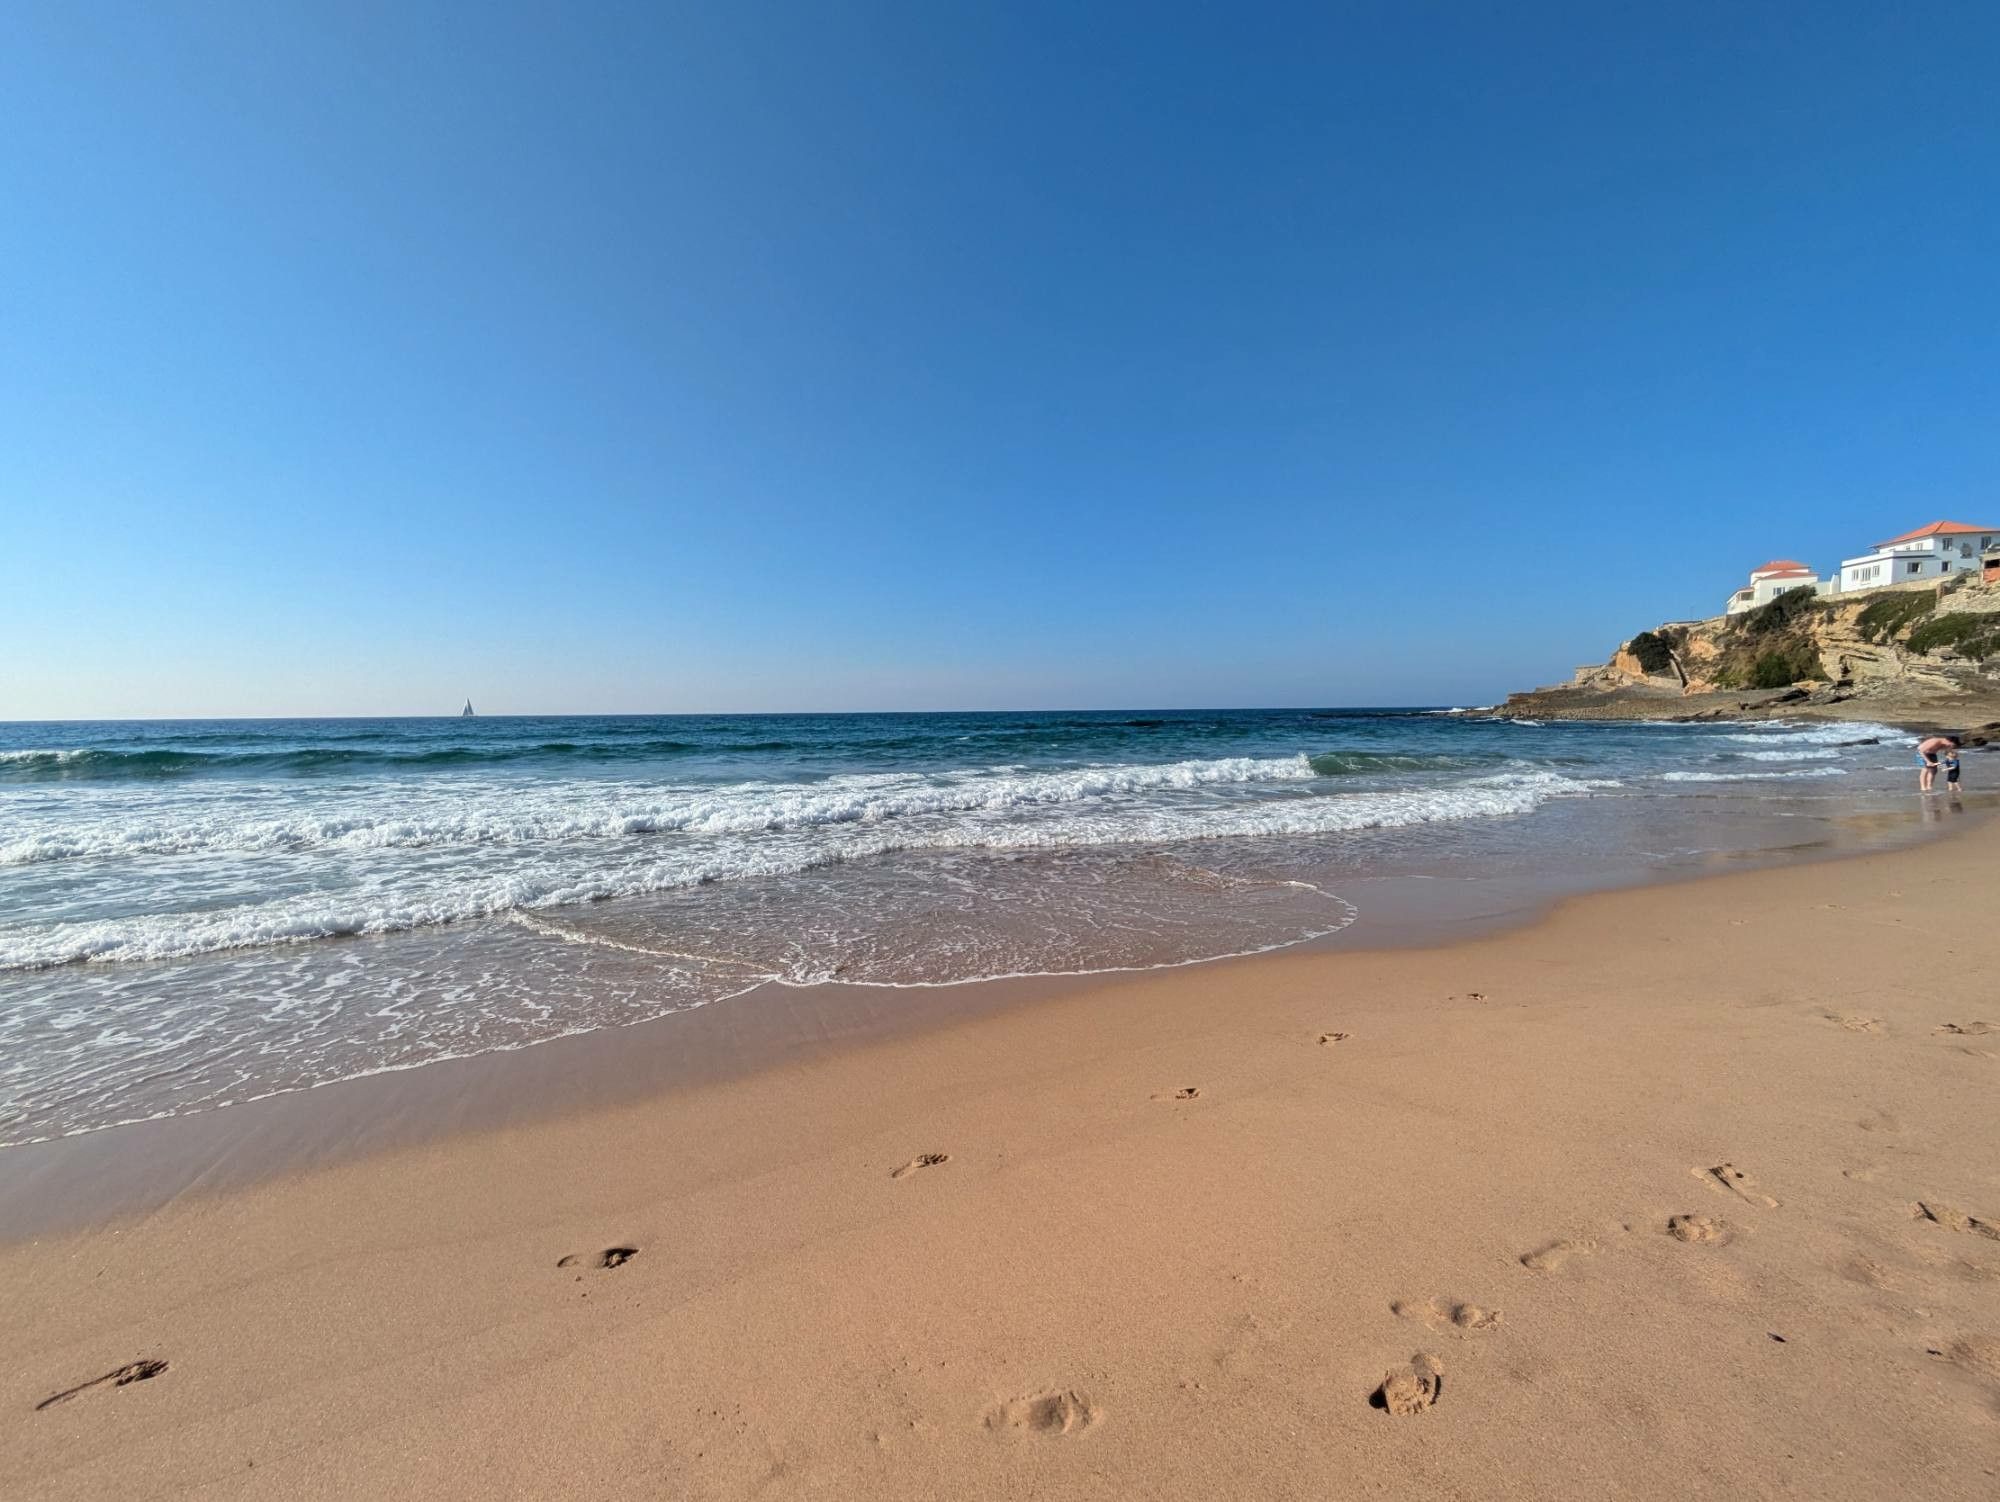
[[1725, 522, 2000, 617], [1724, 559, 1832, 617], [1838, 521, 1999, 593]]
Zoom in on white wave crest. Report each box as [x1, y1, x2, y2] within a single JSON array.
[[0, 771, 1609, 969], [1720, 721, 1908, 747], [1662, 768, 1849, 782], [0, 754, 1322, 867]]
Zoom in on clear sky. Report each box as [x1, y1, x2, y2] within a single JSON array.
[[3, 2, 1995, 717]]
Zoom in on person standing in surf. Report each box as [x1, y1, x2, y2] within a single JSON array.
[[1914, 733, 1961, 793]]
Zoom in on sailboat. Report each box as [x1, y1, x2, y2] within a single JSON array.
[[461, 699, 475, 718]]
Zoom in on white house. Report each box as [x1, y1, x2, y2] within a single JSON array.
[[1723, 559, 1828, 616], [1838, 521, 2000, 593]]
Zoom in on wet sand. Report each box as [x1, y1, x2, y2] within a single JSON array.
[[5, 818, 2000, 1498]]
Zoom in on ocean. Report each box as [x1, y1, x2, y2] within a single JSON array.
[[0, 709, 1935, 1145]]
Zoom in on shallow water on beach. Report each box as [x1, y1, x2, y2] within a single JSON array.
[[0, 709, 1951, 1143]]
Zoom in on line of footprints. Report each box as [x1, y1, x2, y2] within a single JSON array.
[[34, 1013, 1996, 1429], [1378, 1162, 1786, 1417], [16, 1019, 1359, 1422]]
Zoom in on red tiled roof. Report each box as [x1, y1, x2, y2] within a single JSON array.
[[1750, 559, 1810, 576], [1874, 520, 1997, 546]]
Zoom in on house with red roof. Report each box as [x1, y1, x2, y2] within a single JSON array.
[[1837, 521, 1999, 594], [1723, 558, 1828, 616]]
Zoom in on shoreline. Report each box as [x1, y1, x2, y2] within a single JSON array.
[[1, 796, 1984, 1243], [1491, 684, 2000, 728], [6, 809, 2000, 1496]]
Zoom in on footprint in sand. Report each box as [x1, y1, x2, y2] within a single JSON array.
[[1697, 1164, 1779, 1208], [1913, 1203, 2000, 1241], [892, 1153, 951, 1180], [1934, 1335, 2000, 1380], [36, 1360, 168, 1412], [1151, 1086, 1202, 1101], [1520, 1238, 1597, 1272], [984, 1389, 1100, 1439], [1318, 1032, 1351, 1046], [1824, 1011, 1882, 1033], [1840, 1253, 1901, 1291], [1392, 1297, 1502, 1334], [557, 1246, 638, 1270], [1370, 1354, 1444, 1415], [1934, 1022, 1999, 1057], [1666, 1214, 1729, 1245]]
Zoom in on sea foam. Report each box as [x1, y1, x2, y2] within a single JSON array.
[[0, 766, 1606, 969]]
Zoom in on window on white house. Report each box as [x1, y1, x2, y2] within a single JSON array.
[[1908, 561, 1922, 574]]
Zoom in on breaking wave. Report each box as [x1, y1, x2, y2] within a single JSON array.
[[1662, 767, 1849, 783], [1719, 722, 1906, 748], [0, 740, 772, 780], [0, 769, 1608, 968]]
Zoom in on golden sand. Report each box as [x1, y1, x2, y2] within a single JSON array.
[[6, 822, 1999, 1498]]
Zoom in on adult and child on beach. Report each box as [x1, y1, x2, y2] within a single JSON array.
[[1915, 732, 1963, 793]]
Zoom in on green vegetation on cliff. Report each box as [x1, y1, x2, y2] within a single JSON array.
[[1906, 612, 2000, 659], [1710, 587, 1825, 689], [1739, 585, 1820, 637], [1856, 592, 1933, 644], [1521, 574, 2000, 717], [1626, 629, 1680, 676]]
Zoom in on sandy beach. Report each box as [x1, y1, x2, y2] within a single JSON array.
[[6, 819, 2000, 1499], [12, 4, 1998, 1496]]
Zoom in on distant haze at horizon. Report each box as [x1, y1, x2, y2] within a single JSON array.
[[4, 2, 1995, 720]]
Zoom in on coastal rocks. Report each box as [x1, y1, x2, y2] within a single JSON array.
[[1513, 577, 2000, 722], [1608, 645, 1679, 687]]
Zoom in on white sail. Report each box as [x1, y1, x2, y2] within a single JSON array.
[[461, 699, 475, 717]]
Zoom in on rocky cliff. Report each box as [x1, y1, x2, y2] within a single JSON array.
[[1501, 575, 2000, 726]]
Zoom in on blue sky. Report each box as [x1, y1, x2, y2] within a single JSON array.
[[3, 2, 1995, 717]]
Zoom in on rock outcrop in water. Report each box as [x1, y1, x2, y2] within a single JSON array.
[[1502, 575, 2000, 726]]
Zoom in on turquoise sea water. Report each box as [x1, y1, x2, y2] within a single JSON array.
[[0, 709, 1933, 1142]]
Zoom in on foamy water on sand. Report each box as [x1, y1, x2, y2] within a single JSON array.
[[0, 710, 1928, 1142]]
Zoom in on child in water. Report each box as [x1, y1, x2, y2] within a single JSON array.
[[1915, 734, 1961, 793]]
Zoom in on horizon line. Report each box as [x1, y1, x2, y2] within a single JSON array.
[[0, 703, 1469, 725]]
